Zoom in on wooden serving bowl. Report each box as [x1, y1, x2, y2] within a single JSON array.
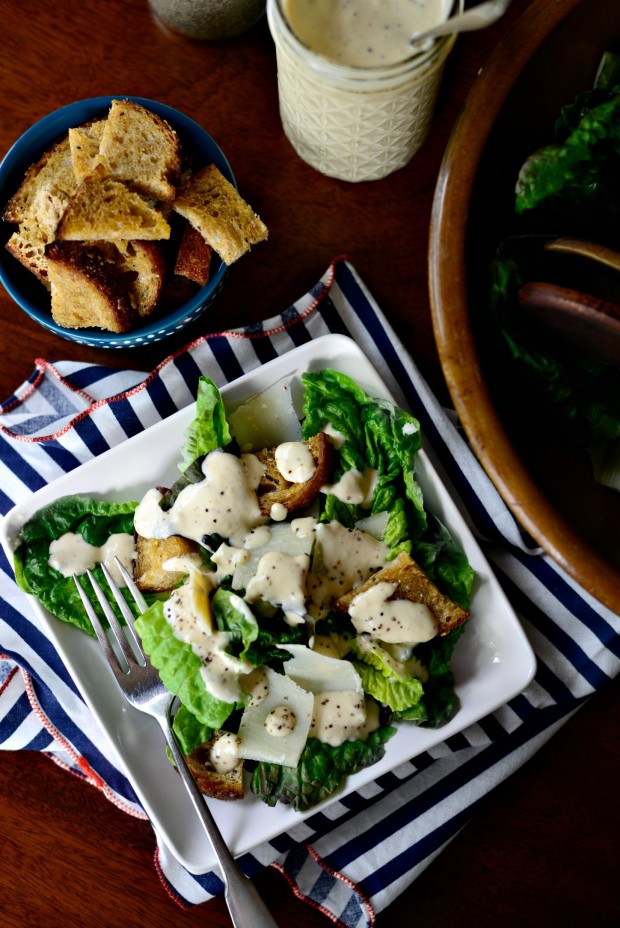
[[429, 0, 620, 614]]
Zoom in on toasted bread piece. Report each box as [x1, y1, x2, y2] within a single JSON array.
[[133, 533, 198, 592], [68, 119, 106, 182], [45, 240, 135, 332], [174, 220, 213, 286], [5, 218, 52, 283], [3, 135, 76, 226], [186, 732, 244, 801], [334, 551, 469, 637], [115, 240, 166, 317], [96, 99, 181, 202], [3, 135, 79, 281], [254, 432, 334, 516], [172, 164, 268, 265], [56, 164, 171, 241]]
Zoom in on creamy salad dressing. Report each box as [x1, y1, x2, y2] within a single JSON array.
[[245, 550, 310, 613], [321, 466, 378, 506], [268, 0, 457, 182], [210, 543, 251, 581], [133, 450, 267, 547], [48, 531, 134, 586], [275, 440, 317, 483], [349, 581, 437, 644], [264, 704, 298, 736], [241, 666, 270, 706], [269, 502, 288, 522], [209, 732, 241, 774], [282, 0, 449, 68], [130, 430, 439, 759], [164, 567, 253, 703], [309, 690, 367, 746], [306, 521, 388, 618]]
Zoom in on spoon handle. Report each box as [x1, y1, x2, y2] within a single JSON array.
[[545, 237, 620, 273], [517, 281, 620, 367], [410, 0, 512, 44]]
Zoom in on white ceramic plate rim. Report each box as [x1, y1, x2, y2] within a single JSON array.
[[0, 334, 536, 873]]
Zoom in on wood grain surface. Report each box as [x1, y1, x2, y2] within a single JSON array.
[[1, 1, 618, 926]]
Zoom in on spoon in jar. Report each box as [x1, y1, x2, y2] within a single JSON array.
[[410, 0, 513, 47]]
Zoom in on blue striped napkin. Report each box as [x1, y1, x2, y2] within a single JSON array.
[[1, 259, 618, 927]]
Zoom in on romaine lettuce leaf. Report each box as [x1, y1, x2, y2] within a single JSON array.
[[172, 703, 213, 756], [353, 659, 425, 714], [301, 368, 425, 546], [412, 513, 475, 610], [301, 369, 475, 606], [250, 725, 395, 811], [14, 494, 139, 635], [411, 626, 466, 729], [211, 586, 259, 660], [211, 585, 306, 666], [134, 600, 234, 728], [178, 375, 231, 473], [515, 89, 620, 220]]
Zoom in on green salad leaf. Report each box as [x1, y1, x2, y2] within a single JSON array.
[[301, 369, 475, 606], [301, 369, 426, 549], [178, 375, 232, 473], [353, 660, 425, 715], [134, 600, 234, 729], [411, 626, 466, 729], [172, 703, 213, 756], [14, 494, 139, 635], [250, 725, 395, 812], [515, 86, 620, 223]]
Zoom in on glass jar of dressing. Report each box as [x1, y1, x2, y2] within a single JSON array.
[[266, 0, 462, 182]]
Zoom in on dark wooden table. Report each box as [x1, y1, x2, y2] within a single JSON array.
[[1, 1, 619, 926]]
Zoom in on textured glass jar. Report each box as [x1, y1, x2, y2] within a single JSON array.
[[267, 0, 460, 182]]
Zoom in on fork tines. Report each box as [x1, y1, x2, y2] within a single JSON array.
[[73, 560, 146, 676]]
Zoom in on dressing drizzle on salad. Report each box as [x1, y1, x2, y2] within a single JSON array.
[[20, 368, 474, 812]]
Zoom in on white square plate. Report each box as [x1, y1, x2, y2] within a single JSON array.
[[0, 334, 536, 873]]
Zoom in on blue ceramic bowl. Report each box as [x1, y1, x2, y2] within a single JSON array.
[[0, 96, 233, 349]]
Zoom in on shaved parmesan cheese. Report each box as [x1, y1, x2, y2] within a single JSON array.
[[354, 510, 390, 541], [237, 668, 313, 766], [281, 644, 363, 694], [228, 377, 301, 450], [233, 521, 313, 591]]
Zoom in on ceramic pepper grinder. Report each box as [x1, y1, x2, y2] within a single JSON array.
[[149, 0, 266, 40]]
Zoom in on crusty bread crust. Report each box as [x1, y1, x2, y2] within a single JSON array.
[[133, 533, 199, 592], [46, 240, 135, 333], [173, 163, 268, 265], [186, 733, 245, 801], [3, 135, 76, 226], [254, 432, 335, 515], [115, 240, 166, 317], [3, 135, 79, 282], [334, 551, 470, 637], [5, 220, 52, 284], [174, 220, 213, 286]]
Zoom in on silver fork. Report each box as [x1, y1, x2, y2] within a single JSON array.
[[74, 559, 279, 928]]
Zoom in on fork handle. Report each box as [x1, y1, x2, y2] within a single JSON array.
[[158, 712, 280, 928]]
